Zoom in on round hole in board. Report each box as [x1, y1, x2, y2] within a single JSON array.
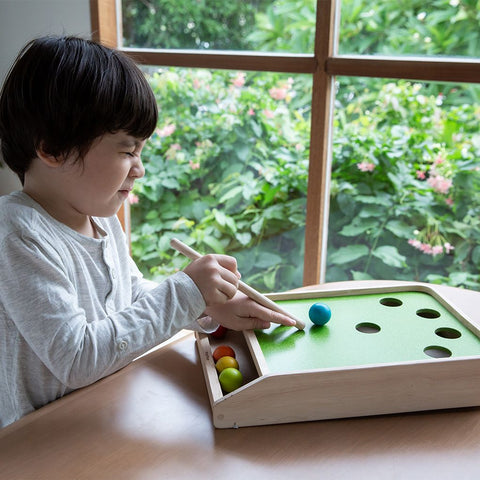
[[424, 345, 452, 359], [356, 322, 381, 334], [416, 308, 441, 319], [435, 327, 461, 339], [379, 297, 403, 307]]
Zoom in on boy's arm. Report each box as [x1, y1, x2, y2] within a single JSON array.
[[1, 233, 206, 389], [128, 256, 220, 333], [128, 255, 159, 299]]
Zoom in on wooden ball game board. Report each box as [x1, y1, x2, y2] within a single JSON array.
[[195, 283, 480, 428]]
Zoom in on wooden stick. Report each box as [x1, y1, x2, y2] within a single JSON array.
[[170, 238, 305, 330]]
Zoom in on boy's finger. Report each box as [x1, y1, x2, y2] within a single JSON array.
[[213, 254, 240, 276], [218, 281, 237, 301]]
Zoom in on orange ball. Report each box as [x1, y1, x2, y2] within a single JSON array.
[[212, 345, 236, 363]]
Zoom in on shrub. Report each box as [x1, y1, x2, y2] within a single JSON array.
[[126, 0, 480, 291], [131, 69, 309, 291]]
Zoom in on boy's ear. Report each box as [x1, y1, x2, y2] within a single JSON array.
[[36, 143, 63, 168]]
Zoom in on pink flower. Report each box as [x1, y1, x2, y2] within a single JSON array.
[[157, 124, 176, 137], [444, 243, 455, 253], [263, 109, 275, 119], [232, 72, 246, 88], [247, 108, 255, 116], [427, 175, 452, 194], [416, 170, 426, 180], [408, 239, 422, 249], [189, 160, 200, 170], [165, 143, 182, 160], [408, 238, 454, 257], [419, 243, 433, 254], [445, 197, 454, 206], [357, 162, 375, 172], [269, 87, 288, 100], [128, 193, 139, 205], [193, 78, 201, 90]]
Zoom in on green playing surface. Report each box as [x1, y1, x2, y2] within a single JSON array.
[[254, 291, 480, 373]]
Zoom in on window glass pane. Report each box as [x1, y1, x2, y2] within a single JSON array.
[[327, 77, 480, 289], [131, 67, 312, 292], [121, 0, 316, 53], [339, 1, 480, 58]]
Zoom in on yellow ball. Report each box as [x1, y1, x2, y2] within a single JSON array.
[[215, 355, 239, 373]]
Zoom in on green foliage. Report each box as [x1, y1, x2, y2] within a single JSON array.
[[125, 0, 480, 291], [340, 0, 480, 57], [131, 69, 309, 291], [338, 0, 480, 104], [122, 0, 270, 50], [328, 81, 480, 287], [246, 0, 316, 53]]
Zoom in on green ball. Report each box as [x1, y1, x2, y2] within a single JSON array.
[[219, 367, 243, 393]]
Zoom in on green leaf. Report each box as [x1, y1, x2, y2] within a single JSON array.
[[340, 218, 379, 236], [251, 218, 264, 235], [202, 236, 224, 254], [351, 270, 374, 280], [329, 245, 369, 265], [385, 220, 413, 239], [213, 209, 227, 227], [219, 186, 244, 203], [472, 246, 480, 265], [161, 178, 180, 189], [145, 210, 159, 220], [455, 241, 470, 263], [449, 272, 469, 285], [251, 119, 262, 137], [263, 269, 277, 291], [355, 194, 391, 206], [236, 232, 252, 246], [255, 252, 282, 269], [372, 246, 406, 268]]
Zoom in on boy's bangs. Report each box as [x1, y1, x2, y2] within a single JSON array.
[[104, 58, 158, 140]]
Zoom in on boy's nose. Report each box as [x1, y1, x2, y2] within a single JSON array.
[[130, 157, 145, 179]]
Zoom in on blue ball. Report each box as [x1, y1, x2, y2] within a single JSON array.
[[309, 302, 331, 326]]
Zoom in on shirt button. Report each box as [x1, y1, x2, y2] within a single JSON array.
[[118, 340, 128, 351]]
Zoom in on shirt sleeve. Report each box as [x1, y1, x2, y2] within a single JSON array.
[[128, 255, 159, 300], [128, 256, 219, 333], [0, 231, 207, 389]]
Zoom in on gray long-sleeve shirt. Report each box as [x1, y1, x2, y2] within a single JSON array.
[[0, 191, 210, 428]]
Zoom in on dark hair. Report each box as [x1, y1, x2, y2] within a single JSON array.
[[0, 35, 158, 184]]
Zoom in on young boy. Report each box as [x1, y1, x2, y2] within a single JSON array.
[[0, 35, 294, 428]]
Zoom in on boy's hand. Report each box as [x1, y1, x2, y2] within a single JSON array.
[[183, 254, 241, 307], [204, 292, 296, 331]]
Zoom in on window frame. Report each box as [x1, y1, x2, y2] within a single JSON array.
[[90, 0, 480, 286]]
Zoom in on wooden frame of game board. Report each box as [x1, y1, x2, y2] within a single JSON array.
[[195, 283, 480, 428]]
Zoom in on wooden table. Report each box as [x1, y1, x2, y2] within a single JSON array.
[[2, 280, 480, 480]]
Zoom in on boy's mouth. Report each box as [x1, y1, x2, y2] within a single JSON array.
[[118, 187, 133, 199], [119, 184, 134, 194]]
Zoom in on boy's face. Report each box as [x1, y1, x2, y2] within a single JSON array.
[[59, 131, 146, 218]]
